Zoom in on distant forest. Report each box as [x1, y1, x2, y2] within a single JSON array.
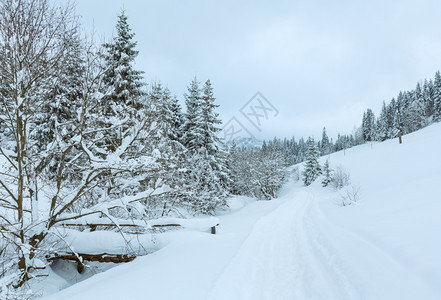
[[257, 71, 441, 165]]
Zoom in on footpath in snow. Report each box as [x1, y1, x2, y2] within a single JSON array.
[[43, 123, 441, 300]]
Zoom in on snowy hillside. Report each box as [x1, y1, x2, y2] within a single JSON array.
[[41, 123, 441, 299]]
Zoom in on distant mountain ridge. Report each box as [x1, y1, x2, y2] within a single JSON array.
[[225, 137, 263, 149]]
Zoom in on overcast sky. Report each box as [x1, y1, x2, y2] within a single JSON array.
[[74, 0, 441, 141]]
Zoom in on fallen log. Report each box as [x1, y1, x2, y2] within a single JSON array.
[[46, 252, 136, 273], [60, 223, 145, 232], [60, 223, 182, 233], [151, 224, 181, 228]]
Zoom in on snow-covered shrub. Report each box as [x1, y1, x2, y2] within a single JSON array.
[[0, 282, 35, 300], [330, 166, 351, 190], [228, 141, 286, 200], [292, 167, 300, 182], [338, 184, 360, 206]]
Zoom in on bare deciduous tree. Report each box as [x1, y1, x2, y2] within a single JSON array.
[[0, 0, 158, 289], [0, 0, 81, 286]]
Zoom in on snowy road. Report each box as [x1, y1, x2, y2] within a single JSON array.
[[209, 186, 439, 300]]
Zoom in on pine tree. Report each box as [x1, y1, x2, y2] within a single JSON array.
[[376, 101, 388, 141], [297, 137, 307, 162], [187, 147, 228, 214], [321, 159, 333, 187], [102, 10, 145, 111], [400, 91, 414, 134], [181, 78, 228, 214], [82, 11, 156, 205], [433, 71, 441, 122], [98, 10, 146, 152], [408, 82, 426, 131], [201, 79, 230, 189], [181, 78, 204, 152], [201, 80, 222, 154], [361, 108, 376, 141], [170, 95, 185, 139], [31, 31, 85, 179], [386, 98, 399, 138], [302, 137, 321, 186], [423, 79, 434, 118], [320, 127, 330, 155], [142, 83, 187, 217], [396, 91, 406, 134]]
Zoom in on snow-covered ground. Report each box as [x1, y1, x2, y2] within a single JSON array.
[[41, 123, 441, 299]]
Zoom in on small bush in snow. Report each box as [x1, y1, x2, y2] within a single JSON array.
[[292, 167, 300, 182], [330, 166, 351, 190], [338, 184, 361, 206]]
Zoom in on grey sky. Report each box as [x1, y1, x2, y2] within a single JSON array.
[[74, 0, 441, 140]]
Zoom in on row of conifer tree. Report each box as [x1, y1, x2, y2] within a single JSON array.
[[255, 71, 441, 167]]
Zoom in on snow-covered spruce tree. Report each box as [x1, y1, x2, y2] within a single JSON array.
[[186, 147, 228, 214], [181, 77, 204, 152], [320, 127, 330, 156], [376, 101, 389, 141], [181, 78, 228, 214], [141, 83, 188, 217], [200, 79, 230, 190], [423, 79, 434, 118], [408, 82, 426, 132], [399, 91, 414, 134], [31, 30, 86, 181], [281, 137, 298, 166], [361, 108, 376, 142], [296, 137, 307, 162], [169, 93, 185, 140], [375, 99, 399, 142], [321, 159, 333, 187], [433, 71, 441, 122], [386, 98, 399, 139], [302, 137, 321, 186], [83, 10, 168, 211], [97, 10, 146, 153]]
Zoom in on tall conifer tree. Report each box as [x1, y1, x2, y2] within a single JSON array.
[[302, 137, 321, 186], [98, 10, 146, 152], [433, 71, 441, 122]]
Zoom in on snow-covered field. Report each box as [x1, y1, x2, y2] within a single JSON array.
[[41, 123, 441, 299]]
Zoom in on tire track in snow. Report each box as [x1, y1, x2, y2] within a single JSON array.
[[291, 191, 359, 300], [209, 185, 439, 300], [308, 191, 439, 300], [207, 190, 357, 300]]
